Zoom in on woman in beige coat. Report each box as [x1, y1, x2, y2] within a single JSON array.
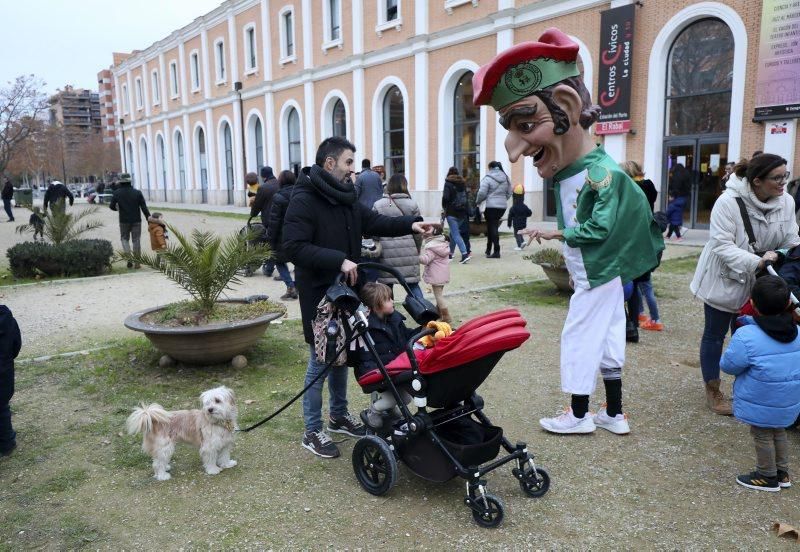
[[690, 154, 800, 415], [372, 174, 424, 299]]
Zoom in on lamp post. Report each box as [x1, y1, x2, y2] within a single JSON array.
[[119, 118, 127, 172]]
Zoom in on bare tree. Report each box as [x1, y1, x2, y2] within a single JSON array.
[[0, 75, 49, 176]]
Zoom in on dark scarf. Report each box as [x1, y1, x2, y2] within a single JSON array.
[[309, 164, 356, 205], [754, 313, 798, 343]]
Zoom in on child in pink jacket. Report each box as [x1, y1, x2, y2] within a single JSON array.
[[419, 234, 452, 323]]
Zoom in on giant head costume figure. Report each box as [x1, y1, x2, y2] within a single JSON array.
[[473, 28, 600, 179]]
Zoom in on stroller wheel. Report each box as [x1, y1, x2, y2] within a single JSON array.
[[519, 466, 550, 498], [352, 435, 398, 496], [471, 493, 504, 528]]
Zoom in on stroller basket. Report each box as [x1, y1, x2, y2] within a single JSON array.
[[436, 417, 503, 468]]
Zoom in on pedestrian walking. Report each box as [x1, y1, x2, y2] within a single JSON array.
[[42, 180, 74, 213], [147, 212, 169, 252], [109, 173, 151, 268], [266, 170, 298, 300], [250, 167, 280, 276], [507, 184, 532, 250], [0, 305, 21, 457], [441, 167, 471, 263], [419, 233, 452, 323], [665, 192, 686, 241], [476, 161, 512, 258], [354, 159, 384, 210], [2, 179, 14, 222], [29, 207, 44, 242]]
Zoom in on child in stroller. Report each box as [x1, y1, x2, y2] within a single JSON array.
[[240, 217, 269, 277], [324, 262, 550, 527]]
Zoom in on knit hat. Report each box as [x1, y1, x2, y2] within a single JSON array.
[[473, 28, 580, 110], [513, 184, 524, 195]]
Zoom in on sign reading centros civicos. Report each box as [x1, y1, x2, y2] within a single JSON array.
[[595, 4, 635, 135], [754, 0, 800, 120]]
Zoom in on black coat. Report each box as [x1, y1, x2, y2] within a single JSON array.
[[109, 183, 150, 224], [356, 311, 419, 378], [636, 178, 658, 213], [507, 196, 532, 230], [283, 166, 421, 343], [441, 176, 468, 218], [43, 184, 74, 210], [1, 181, 13, 201], [0, 306, 21, 372], [266, 182, 295, 264], [250, 177, 279, 226]]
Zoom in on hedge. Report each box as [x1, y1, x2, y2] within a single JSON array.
[[7, 239, 114, 278]]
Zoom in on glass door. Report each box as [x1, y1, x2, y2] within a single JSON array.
[[695, 139, 728, 227], [663, 140, 695, 227], [663, 137, 727, 229]]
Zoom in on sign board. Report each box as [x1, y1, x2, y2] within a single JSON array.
[[595, 4, 635, 135], [753, 0, 800, 120]]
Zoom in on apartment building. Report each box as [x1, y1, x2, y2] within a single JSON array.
[[49, 86, 102, 143], [111, 0, 799, 227]]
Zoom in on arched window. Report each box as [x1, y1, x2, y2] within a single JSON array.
[[139, 138, 150, 197], [197, 128, 208, 203], [157, 135, 167, 201], [175, 132, 186, 203], [222, 122, 235, 204], [287, 108, 301, 173], [382, 86, 404, 177], [666, 18, 733, 136], [453, 72, 479, 189], [332, 99, 346, 138], [254, 118, 264, 173]]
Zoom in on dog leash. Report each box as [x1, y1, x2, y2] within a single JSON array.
[[237, 334, 359, 433]]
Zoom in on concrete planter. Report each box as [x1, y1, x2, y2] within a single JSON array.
[[536, 263, 573, 293], [124, 300, 283, 364]]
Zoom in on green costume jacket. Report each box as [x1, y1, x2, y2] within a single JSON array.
[[554, 146, 664, 288]]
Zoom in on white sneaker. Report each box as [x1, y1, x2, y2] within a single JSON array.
[[539, 409, 596, 434], [593, 407, 630, 435], [513, 246, 522, 251]]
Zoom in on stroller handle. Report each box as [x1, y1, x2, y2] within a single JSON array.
[[333, 261, 418, 298]]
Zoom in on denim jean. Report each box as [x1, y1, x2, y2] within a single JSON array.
[[459, 218, 472, 254], [119, 222, 142, 255], [637, 279, 660, 321], [2, 199, 13, 221], [391, 282, 424, 300], [446, 216, 467, 256], [275, 263, 294, 288], [699, 303, 738, 383], [262, 259, 275, 276], [302, 345, 349, 432]]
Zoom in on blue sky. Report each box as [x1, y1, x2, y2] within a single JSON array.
[[0, 0, 221, 94]]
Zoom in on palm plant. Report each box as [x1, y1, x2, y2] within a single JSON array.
[[15, 201, 104, 244], [119, 225, 270, 314]]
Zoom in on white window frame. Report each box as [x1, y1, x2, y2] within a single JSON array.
[[169, 60, 179, 99], [375, 0, 402, 36], [135, 77, 143, 110], [243, 23, 258, 74], [122, 83, 130, 114], [151, 69, 160, 105], [444, 0, 478, 14], [214, 38, 227, 85], [190, 50, 201, 93], [322, 0, 343, 51], [278, 6, 297, 65]]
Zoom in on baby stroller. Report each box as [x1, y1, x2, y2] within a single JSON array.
[[325, 262, 550, 528], [240, 216, 268, 277]]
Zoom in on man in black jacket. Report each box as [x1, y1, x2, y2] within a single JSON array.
[[251, 166, 280, 277], [0, 305, 21, 456], [109, 173, 151, 268], [283, 136, 438, 458], [2, 179, 14, 222], [43, 180, 74, 213]]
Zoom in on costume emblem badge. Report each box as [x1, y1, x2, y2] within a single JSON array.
[[505, 63, 543, 96]]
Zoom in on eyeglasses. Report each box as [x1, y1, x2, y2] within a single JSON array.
[[765, 172, 790, 183]]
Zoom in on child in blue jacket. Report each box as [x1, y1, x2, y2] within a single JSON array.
[[665, 192, 685, 241], [721, 275, 800, 492]]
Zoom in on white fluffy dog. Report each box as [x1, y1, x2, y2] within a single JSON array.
[[126, 386, 238, 480]]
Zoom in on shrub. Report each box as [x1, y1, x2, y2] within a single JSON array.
[[7, 239, 114, 278], [524, 247, 566, 269]]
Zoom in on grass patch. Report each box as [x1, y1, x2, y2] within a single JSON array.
[[658, 254, 700, 275], [156, 206, 249, 221], [34, 468, 89, 494], [143, 299, 286, 326], [484, 279, 571, 307], [60, 515, 104, 549]]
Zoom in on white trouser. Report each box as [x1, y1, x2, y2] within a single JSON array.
[[560, 276, 626, 395]]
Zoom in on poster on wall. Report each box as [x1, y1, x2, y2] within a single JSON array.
[[595, 4, 635, 135], [753, 0, 800, 120]]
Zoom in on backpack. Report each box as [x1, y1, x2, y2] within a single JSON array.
[[653, 211, 669, 232], [451, 189, 467, 211]]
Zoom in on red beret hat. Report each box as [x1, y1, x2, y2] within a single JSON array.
[[473, 28, 580, 109]]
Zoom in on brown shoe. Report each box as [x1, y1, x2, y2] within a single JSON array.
[[705, 379, 733, 416]]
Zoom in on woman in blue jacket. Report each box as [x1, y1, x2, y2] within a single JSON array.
[[721, 275, 800, 492]]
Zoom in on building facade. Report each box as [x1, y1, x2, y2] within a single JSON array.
[[49, 86, 102, 142], [111, 0, 799, 227], [97, 69, 118, 144]]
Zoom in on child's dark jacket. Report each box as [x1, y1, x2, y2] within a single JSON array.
[[507, 196, 532, 230], [357, 310, 419, 378]]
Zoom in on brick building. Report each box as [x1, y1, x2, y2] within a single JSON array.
[[49, 86, 102, 144], [111, 0, 799, 228]]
